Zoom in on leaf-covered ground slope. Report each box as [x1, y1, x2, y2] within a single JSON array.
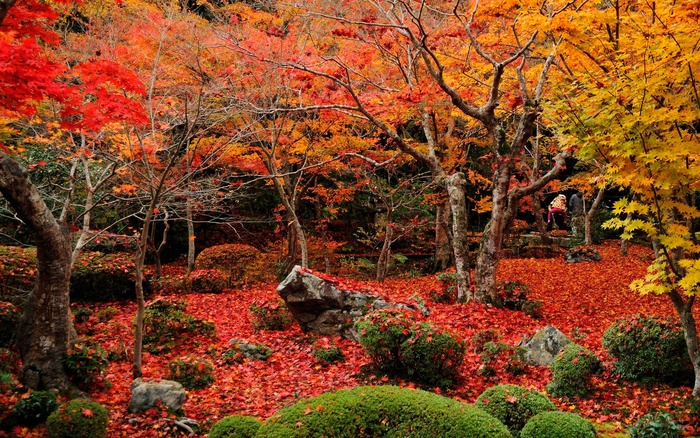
[[4, 241, 699, 437]]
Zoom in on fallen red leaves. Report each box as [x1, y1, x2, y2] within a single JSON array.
[[2, 241, 698, 437]]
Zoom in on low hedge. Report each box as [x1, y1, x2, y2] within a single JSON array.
[[548, 343, 601, 398], [256, 385, 511, 437]]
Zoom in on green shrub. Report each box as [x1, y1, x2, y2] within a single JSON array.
[[63, 339, 110, 390], [432, 272, 458, 304], [547, 343, 601, 398], [152, 274, 186, 295], [0, 301, 20, 348], [10, 390, 59, 427], [167, 355, 215, 389], [70, 252, 136, 302], [355, 309, 465, 388], [72, 308, 91, 324], [312, 347, 345, 365], [209, 415, 262, 438], [478, 342, 527, 378], [143, 299, 216, 354], [472, 329, 502, 353], [0, 246, 36, 302], [187, 269, 227, 294], [223, 340, 272, 364], [520, 411, 596, 438], [401, 322, 466, 388], [96, 307, 118, 323], [629, 412, 682, 438], [497, 281, 542, 318], [257, 385, 512, 437], [249, 299, 293, 331], [46, 399, 109, 438], [475, 384, 556, 436], [354, 309, 414, 374], [602, 315, 692, 384], [194, 243, 269, 286]]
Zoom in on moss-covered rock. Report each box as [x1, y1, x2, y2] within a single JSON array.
[[520, 411, 596, 438], [475, 384, 556, 436], [256, 385, 512, 437]]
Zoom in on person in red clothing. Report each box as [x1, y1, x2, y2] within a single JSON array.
[[548, 194, 567, 229]]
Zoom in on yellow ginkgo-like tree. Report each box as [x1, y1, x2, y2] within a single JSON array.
[[550, 0, 700, 401]]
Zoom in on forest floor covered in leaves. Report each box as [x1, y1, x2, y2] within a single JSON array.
[[3, 240, 700, 437]]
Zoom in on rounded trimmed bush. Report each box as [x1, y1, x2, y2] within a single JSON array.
[[602, 314, 692, 384], [547, 343, 601, 398], [401, 322, 466, 387], [194, 243, 269, 286], [475, 384, 556, 436], [46, 399, 108, 438], [209, 415, 261, 438], [10, 390, 59, 427], [354, 309, 415, 374], [257, 385, 512, 437], [187, 269, 227, 294], [520, 411, 596, 438]]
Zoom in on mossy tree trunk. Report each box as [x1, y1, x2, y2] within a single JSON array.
[[0, 153, 76, 394]]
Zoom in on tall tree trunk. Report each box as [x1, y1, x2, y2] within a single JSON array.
[[475, 165, 511, 305], [0, 153, 75, 393], [432, 198, 453, 272], [531, 193, 552, 245], [376, 214, 393, 283], [445, 172, 472, 302], [668, 290, 700, 403], [585, 187, 606, 245], [186, 196, 195, 275]]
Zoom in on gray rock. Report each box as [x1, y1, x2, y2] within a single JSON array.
[[129, 379, 186, 413], [277, 266, 427, 340], [521, 326, 572, 366]]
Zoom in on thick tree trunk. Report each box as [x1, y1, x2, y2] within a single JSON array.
[[475, 165, 511, 305], [0, 153, 75, 393], [668, 291, 700, 402], [445, 172, 472, 302], [432, 199, 453, 272]]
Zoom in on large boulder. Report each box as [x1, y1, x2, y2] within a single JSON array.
[[277, 266, 426, 341], [129, 378, 186, 413], [520, 326, 572, 366]]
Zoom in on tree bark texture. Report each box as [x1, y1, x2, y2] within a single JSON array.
[[446, 172, 472, 302], [0, 152, 74, 392], [432, 198, 453, 272], [668, 291, 700, 403]]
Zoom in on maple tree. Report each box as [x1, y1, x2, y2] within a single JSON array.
[[224, 0, 577, 303], [0, 0, 147, 393], [549, 0, 700, 401]]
